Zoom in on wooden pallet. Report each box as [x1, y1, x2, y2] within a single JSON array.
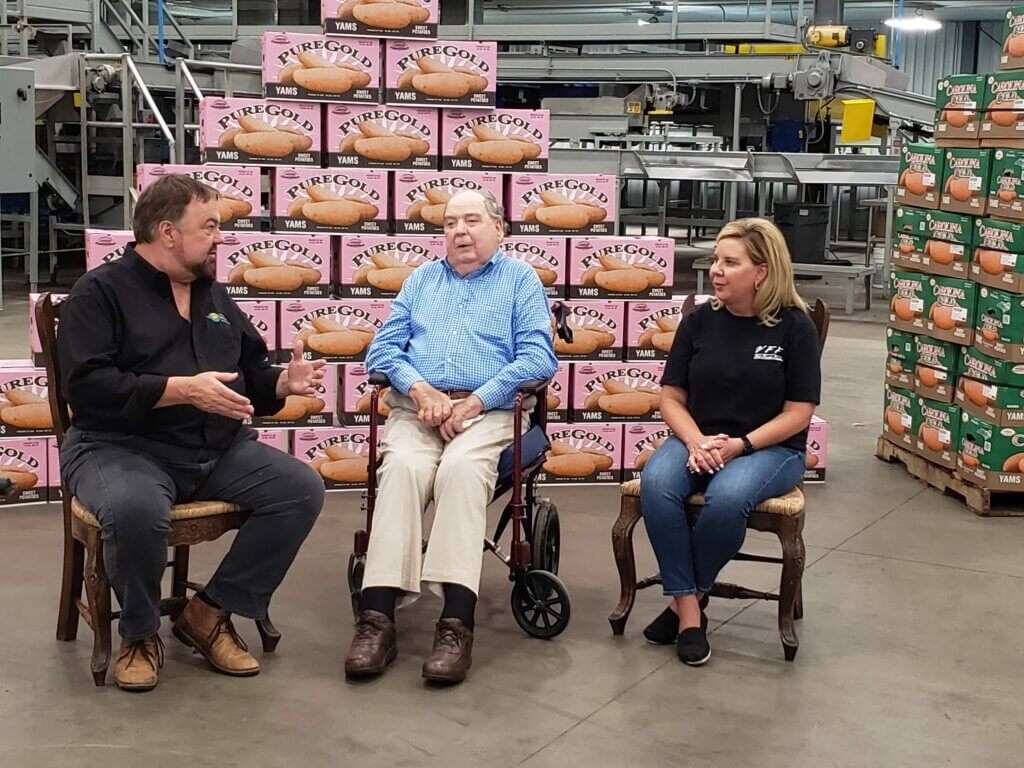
[[875, 437, 1024, 518]]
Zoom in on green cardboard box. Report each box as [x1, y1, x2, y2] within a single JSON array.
[[882, 384, 918, 451], [956, 370, 1024, 427], [958, 412, 1024, 489], [895, 206, 930, 236], [971, 217, 1024, 293], [925, 275, 977, 345], [940, 148, 992, 216], [885, 327, 916, 389], [891, 231, 926, 272], [927, 210, 976, 246], [961, 345, 1024, 387], [915, 397, 961, 469], [896, 143, 944, 210], [889, 270, 929, 333], [935, 74, 986, 147], [980, 71, 1024, 147], [914, 337, 960, 403], [987, 148, 1024, 223], [974, 285, 1024, 361], [1000, 6, 1024, 71]]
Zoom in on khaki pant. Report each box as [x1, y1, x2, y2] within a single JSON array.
[[361, 394, 516, 605]]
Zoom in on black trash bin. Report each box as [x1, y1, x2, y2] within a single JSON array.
[[772, 202, 829, 264]]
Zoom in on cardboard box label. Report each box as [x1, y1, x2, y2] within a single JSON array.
[[0, 368, 52, 437], [987, 148, 1024, 220], [84, 229, 133, 272], [571, 362, 664, 422], [805, 415, 828, 481], [199, 98, 321, 166], [441, 109, 550, 172], [974, 285, 1024, 361], [915, 397, 960, 467], [622, 423, 673, 481], [895, 206, 929, 236], [507, 174, 618, 235], [291, 426, 374, 490], [384, 40, 497, 108], [925, 275, 977, 343], [626, 299, 706, 361], [882, 384, 918, 450], [0, 437, 47, 505], [136, 164, 262, 231], [568, 237, 673, 299], [392, 170, 503, 234], [940, 148, 991, 215], [280, 298, 391, 362], [251, 364, 338, 428], [886, 327, 917, 362], [270, 167, 388, 234], [218, 233, 331, 299], [502, 236, 567, 298], [236, 300, 279, 356], [958, 412, 1024, 488], [261, 32, 381, 104], [325, 104, 438, 169], [255, 428, 290, 453], [538, 423, 623, 484], [889, 270, 929, 331], [554, 300, 625, 361], [897, 143, 944, 209], [338, 234, 444, 298], [323, 0, 438, 39]]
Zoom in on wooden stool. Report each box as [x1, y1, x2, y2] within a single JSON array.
[[609, 478, 807, 661]]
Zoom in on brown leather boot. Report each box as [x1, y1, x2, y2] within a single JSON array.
[[345, 610, 397, 678], [422, 618, 473, 684], [172, 596, 260, 677], [113, 634, 164, 692]]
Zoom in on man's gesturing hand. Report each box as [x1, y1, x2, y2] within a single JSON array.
[[186, 371, 254, 420], [409, 381, 453, 427], [440, 395, 484, 442], [276, 339, 327, 398]]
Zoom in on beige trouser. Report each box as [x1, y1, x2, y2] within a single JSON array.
[[361, 393, 516, 606]]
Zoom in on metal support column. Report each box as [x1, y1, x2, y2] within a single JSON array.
[[727, 83, 743, 222], [121, 55, 133, 229], [78, 56, 91, 227], [175, 59, 186, 163], [28, 189, 38, 293]]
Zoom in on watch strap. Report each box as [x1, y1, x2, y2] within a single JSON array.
[[741, 435, 754, 455]]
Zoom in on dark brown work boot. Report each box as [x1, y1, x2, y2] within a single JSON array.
[[345, 610, 397, 678], [172, 596, 260, 677], [422, 618, 473, 684], [113, 634, 164, 692]]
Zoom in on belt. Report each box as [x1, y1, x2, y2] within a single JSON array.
[[441, 390, 474, 399]]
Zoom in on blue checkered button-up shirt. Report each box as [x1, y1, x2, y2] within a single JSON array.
[[365, 250, 558, 410]]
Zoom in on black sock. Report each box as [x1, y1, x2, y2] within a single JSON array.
[[197, 591, 221, 610], [440, 583, 476, 630], [360, 586, 397, 621]]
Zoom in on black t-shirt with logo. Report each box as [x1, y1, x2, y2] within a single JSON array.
[[661, 303, 821, 452]]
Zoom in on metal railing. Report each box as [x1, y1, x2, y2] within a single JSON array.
[[98, 0, 195, 62]]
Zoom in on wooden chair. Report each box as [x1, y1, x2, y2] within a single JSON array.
[[37, 293, 282, 686], [608, 298, 830, 661]]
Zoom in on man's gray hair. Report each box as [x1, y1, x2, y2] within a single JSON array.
[[447, 188, 507, 235]]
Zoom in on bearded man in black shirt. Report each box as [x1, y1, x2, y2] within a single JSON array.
[[58, 175, 325, 692]]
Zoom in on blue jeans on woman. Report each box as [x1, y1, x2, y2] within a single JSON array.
[[640, 436, 805, 597]]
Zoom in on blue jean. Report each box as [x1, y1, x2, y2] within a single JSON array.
[[640, 436, 805, 596]]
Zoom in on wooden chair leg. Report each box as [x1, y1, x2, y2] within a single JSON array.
[[170, 546, 190, 619], [56, 530, 85, 642], [256, 612, 282, 653], [777, 514, 806, 662], [608, 494, 643, 635], [794, 538, 805, 621], [83, 531, 113, 686]]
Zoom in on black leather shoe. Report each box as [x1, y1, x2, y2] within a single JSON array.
[[643, 595, 709, 645], [345, 610, 397, 678], [422, 618, 473, 684]]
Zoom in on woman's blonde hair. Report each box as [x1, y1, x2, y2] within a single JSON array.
[[710, 217, 808, 326]]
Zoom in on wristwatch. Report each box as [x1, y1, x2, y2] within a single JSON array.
[[741, 435, 755, 455]]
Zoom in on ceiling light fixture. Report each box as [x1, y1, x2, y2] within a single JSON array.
[[883, 10, 942, 33]]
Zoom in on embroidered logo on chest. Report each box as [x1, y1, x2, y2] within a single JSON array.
[[753, 345, 783, 362]]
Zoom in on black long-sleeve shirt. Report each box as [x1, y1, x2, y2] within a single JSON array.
[[59, 246, 284, 456]]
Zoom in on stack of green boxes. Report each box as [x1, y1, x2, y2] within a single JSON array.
[[884, 5, 1024, 493]]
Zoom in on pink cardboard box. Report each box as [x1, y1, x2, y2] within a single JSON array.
[[508, 174, 618, 236], [622, 423, 673, 482], [326, 104, 438, 170], [84, 229, 133, 272], [236, 300, 279, 360], [554, 300, 625, 362], [805, 414, 828, 482], [323, 0, 438, 40], [199, 97, 321, 166], [218, 232, 331, 300], [625, 296, 711, 361], [569, 236, 674, 300], [136, 163, 262, 232], [0, 367, 52, 437], [393, 170, 503, 234], [29, 292, 68, 366], [385, 40, 497, 109], [537, 423, 623, 485], [338, 234, 445, 298], [571, 362, 664, 423], [442, 109, 550, 172], [46, 436, 61, 502], [340, 363, 393, 426], [291, 426, 375, 491], [0, 437, 48, 505], [279, 298, 392, 362], [251, 363, 338, 428], [255, 428, 290, 453], [546, 362, 570, 423], [503, 236, 567, 299], [271, 167, 388, 234], [262, 32, 381, 104]]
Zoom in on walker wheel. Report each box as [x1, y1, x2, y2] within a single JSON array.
[[510, 570, 570, 639]]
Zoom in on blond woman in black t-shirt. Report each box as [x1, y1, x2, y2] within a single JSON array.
[[640, 218, 821, 666]]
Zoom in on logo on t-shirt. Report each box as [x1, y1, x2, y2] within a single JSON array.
[[753, 344, 783, 362]]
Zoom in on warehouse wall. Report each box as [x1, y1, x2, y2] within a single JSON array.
[[898, 23, 964, 95]]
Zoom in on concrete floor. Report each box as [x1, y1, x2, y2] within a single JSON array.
[[1, 273, 1023, 768]]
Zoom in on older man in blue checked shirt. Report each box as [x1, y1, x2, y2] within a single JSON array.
[[344, 188, 558, 685]]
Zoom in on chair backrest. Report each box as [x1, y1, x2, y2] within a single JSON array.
[[35, 293, 72, 448], [808, 298, 830, 359]]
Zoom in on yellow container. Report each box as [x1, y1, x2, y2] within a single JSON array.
[[840, 98, 876, 143], [874, 33, 887, 58]]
